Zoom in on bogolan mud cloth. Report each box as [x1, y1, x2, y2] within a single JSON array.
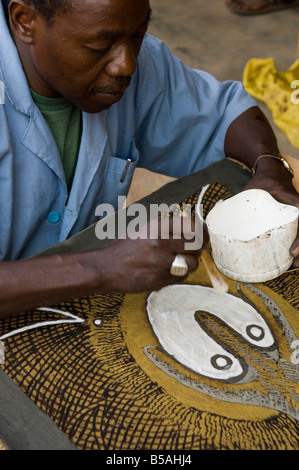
[[0, 160, 298, 450]]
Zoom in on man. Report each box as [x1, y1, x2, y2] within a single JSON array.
[[0, 0, 298, 318]]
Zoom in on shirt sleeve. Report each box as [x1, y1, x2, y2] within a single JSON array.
[[134, 35, 257, 178]]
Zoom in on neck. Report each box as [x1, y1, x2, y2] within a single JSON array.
[[13, 33, 61, 98]]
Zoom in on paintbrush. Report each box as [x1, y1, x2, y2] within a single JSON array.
[[201, 248, 228, 294], [180, 200, 228, 293]]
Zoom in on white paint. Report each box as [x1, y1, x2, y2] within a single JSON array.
[[0, 307, 84, 341], [147, 284, 274, 381]]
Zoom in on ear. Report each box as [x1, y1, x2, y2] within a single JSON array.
[[9, 1, 38, 45]]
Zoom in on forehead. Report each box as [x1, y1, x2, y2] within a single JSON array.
[[59, 0, 151, 35]]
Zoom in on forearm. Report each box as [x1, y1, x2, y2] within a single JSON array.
[[0, 251, 101, 318], [224, 106, 280, 168], [0, 218, 203, 318], [224, 105, 298, 185]]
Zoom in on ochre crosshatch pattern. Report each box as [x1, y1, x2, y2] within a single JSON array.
[[0, 183, 298, 450]]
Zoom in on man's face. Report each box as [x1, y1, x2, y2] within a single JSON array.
[[26, 0, 151, 112]]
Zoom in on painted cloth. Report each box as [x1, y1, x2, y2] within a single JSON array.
[[243, 57, 299, 149], [30, 90, 82, 191], [0, 160, 298, 450], [0, 2, 256, 260]]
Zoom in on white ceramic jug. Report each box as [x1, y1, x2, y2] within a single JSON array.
[[205, 189, 299, 282]]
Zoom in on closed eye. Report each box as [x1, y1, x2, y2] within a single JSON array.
[[89, 46, 111, 56]]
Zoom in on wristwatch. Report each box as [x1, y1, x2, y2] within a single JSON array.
[[252, 153, 294, 178]]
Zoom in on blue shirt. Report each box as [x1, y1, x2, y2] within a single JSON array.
[[0, 4, 256, 260]]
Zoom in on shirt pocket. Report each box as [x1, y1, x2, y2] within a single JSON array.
[[100, 145, 140, 209]]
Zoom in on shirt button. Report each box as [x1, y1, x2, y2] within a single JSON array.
[[48, 211, 61, 224]]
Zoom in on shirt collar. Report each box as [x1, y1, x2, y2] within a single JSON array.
[[0, 2, 35, 116]]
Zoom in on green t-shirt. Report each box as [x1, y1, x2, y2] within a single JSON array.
[[31, 90, 82, 191]]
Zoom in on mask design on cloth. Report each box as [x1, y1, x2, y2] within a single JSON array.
[[145, 282, 299, 421]]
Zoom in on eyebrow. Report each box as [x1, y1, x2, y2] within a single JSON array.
[[95, 8, 152, 40]]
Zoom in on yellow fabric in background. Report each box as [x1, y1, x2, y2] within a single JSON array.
[[243, 57, 299, 149]]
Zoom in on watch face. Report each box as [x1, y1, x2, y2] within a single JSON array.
[[281, 158, 294, 177]]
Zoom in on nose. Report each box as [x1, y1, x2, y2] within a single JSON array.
[[105, 42, 137, 78]]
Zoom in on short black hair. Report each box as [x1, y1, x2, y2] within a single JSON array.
[[24, 0, 74, 22], [2, 0, 74, 23], [2, 0, 11, 20]]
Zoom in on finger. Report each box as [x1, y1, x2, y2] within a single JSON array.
[[272, 189, 299, 209], [158, 236, 202, 259], [167, 215, 206, 252], [146, 215, 206, 256], [290, 236, 299, 259], [184, 253, 200, 273], [168, 252, 200, 279]]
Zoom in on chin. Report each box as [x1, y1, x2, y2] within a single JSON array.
[[78, 101, 113, 114]]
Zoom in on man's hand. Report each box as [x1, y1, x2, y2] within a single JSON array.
[[95, 215, 207, 293], [224, 106, 299, 268], [0, 215, 208, 318]]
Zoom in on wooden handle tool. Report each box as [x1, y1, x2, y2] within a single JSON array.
[[201, 249, 228, 294]]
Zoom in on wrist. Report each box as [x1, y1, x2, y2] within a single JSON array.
[[252, 152, 294, 180]]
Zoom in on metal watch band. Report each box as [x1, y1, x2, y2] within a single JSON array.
[[252, 154, 294, 178]]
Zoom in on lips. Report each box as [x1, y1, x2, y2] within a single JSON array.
[[104, 89, 127, 95], [92, 78, 131, 96], [90, 79, 131, 108], [93, 90, 125, 105]]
